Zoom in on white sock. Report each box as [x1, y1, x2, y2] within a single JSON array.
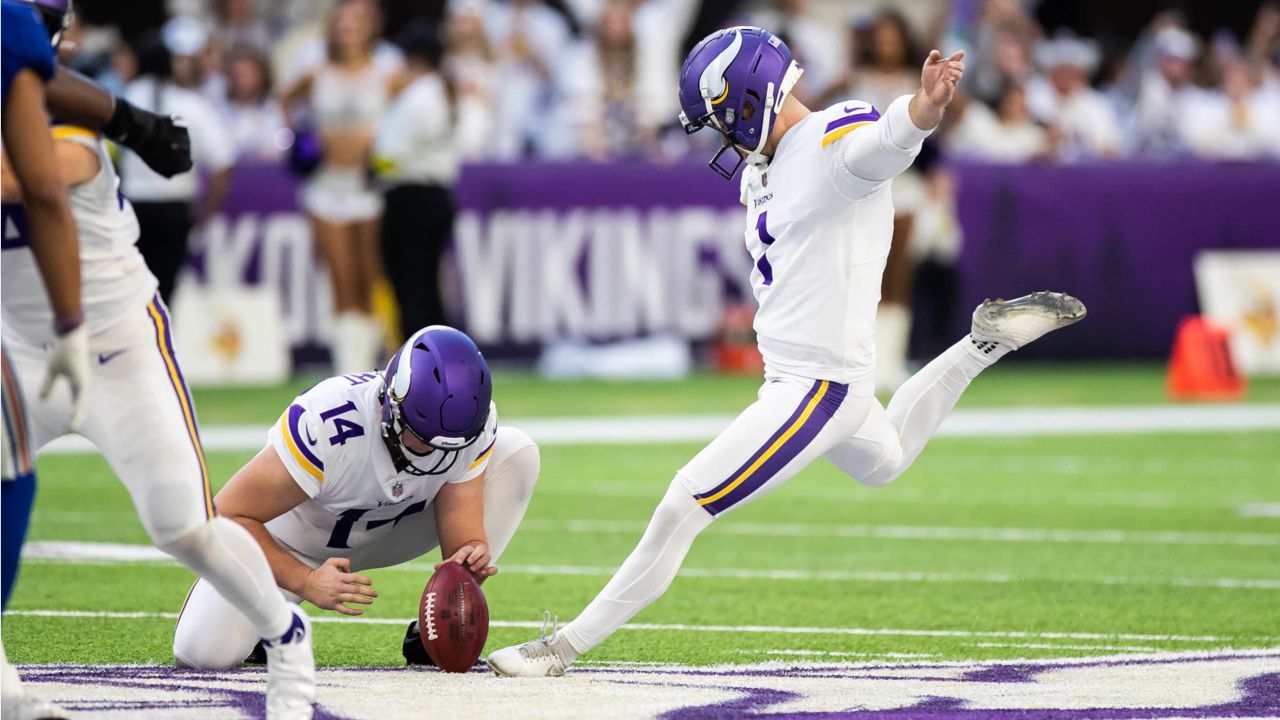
[[558, 484, 712, 658], [875, 303, 912, 393], [159, 518, 292, 641], [882, 335, 1004, 471], [331, 312, 375, 375], [359, 315, 385, 371]]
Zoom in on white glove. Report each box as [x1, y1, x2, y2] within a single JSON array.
[[39, 323, 90, 430]]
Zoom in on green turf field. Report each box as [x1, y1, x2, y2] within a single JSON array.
[[5, 364, 1279, 671]]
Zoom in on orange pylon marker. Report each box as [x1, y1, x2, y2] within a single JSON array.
[[1166, 316, 1247, 402]]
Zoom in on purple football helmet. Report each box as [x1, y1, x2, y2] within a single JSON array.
[[678, 26, 803, 179], [379, 326, 492, 476], [22, 0, 71, 49]]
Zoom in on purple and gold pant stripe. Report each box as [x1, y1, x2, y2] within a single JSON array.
[[1, 348, 34, 478], [146, 295, 214, 519], [694, 379, 848, 516]]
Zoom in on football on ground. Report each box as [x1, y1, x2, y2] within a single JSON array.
[[420, 562, 489, 672]]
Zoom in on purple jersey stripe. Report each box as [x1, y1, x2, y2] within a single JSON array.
[[287, 404, 325, 472], [824, 109, 881, 134]]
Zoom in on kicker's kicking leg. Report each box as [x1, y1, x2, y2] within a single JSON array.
[[828, 291, 1086, 487]]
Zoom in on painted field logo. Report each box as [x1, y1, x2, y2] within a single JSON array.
[[15, 650, 1280, 719]]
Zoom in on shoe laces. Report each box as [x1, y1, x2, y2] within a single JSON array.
[[518, 610, 561, 662]]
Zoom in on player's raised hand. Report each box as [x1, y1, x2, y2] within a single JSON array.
[[303, 557, 379, 616], [436, 544, 498, 579], [920, 50, 965, 109]]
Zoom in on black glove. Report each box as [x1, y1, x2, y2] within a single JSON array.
[[103, 97, 193, 178], [402, 620, 436, 666]]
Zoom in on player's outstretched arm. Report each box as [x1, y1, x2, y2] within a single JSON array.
[[45, 66, 193, 178], [836, 50, 964, 192], [216, 446, 379, 615], [433, 474, 498, 580]]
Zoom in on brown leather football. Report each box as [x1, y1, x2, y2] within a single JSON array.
[[418, 562, 489, 672]]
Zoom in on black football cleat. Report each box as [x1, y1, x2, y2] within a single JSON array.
[[403, 621, 437, 666]]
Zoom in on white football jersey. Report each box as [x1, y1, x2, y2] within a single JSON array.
[[740, 95, 930, 395], [2, 126, 155, 347], [266, 372, 499, 569]]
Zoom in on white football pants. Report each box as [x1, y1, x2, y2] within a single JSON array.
[[7, 294, 216, 545], [558, 335, 1004, 654], [172, 427, 540, 668], [8, 294, 296, 644]]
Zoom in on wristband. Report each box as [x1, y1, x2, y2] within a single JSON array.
[[54, 312, 84, 335]]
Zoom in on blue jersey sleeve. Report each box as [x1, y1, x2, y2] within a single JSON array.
[[2, 1, 56, 106]]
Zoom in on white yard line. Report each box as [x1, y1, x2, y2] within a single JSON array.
[[969, 642, 1161, 652], [516, 518, 1280, 547], [1238, 502, 1280, 518], [737, 650, 940, 658], [6, 609, 1266, 644], [22, 541, 1280, 590], [37, 404, 1280, 455]]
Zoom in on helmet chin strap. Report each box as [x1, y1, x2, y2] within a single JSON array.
[[744, 61, 804, 169]]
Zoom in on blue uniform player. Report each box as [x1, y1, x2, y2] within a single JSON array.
[[2, 2, 85, 718]]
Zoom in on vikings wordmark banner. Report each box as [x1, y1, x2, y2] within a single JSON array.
[[186, 162, 748, 365], [188, 161, 1280, 368]]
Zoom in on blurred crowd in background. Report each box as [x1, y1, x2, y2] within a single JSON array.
[[60, 0, 1280, 167]]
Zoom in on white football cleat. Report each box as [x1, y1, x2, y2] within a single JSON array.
[[262, 607, 315, 720], [487, 613, 573, 678], [971, 291, 1086, 351]]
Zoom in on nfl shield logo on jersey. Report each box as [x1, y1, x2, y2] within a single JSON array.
[[392, 482, 404, 498]]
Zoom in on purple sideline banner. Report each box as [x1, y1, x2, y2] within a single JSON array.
[[952, 161, 1280, 359], [191, 160, 1280, 362]]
